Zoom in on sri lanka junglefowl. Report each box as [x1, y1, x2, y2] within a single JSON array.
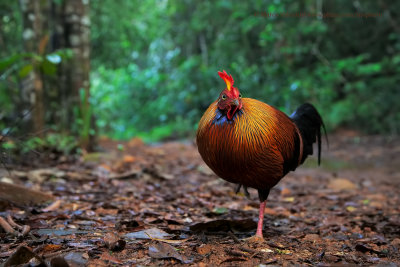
[[196, 70, 326, 239]]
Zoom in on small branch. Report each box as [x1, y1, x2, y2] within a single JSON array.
[[0, 216, 17, 235], [42, 199, 62, 212], [7, 214, 23, 230], [108, 169, 142, 180], [224, 248, 248, 258], [228, 231, 240, 243], [21, 225, 31, 236], [5, 215, 31, 236]]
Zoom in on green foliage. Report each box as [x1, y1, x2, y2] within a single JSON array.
[[0, 48, 73, 133], [1, 0, 400, 143], [91, 64, 196, 140], [0, 49, 73, 77], [1, 133, 80, 156], [89, 0, 400, 139]]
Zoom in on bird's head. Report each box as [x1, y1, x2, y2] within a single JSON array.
[[217, 70, 243, 120]]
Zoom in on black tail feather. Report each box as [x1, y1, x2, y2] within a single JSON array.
[[290, 103, 327, 165]]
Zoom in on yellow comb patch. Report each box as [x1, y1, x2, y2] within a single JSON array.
[[224, 78, 232, 91], [218, 70, 234, 91]]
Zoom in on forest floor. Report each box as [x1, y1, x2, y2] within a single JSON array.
[[0, 132, 400, 266]]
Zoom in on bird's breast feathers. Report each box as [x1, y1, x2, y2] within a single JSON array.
[[198, 98, 283, 144], [196, 98, 297, 188]]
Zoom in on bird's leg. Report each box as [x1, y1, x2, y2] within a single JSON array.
[[240, 189, 269, 242], [235, 184, 242, 194], [256, 200, 266, 238], [243, 186, 250, 198], [255, 189, 270, 239], [235, 184, 251, 199]]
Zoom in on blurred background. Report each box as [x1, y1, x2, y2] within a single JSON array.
[[1, 0, 399, 151]]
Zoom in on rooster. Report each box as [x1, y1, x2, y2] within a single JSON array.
[[197, 70, 326, 239]]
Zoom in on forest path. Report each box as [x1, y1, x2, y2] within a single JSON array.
[[0, 133, 399, 266]]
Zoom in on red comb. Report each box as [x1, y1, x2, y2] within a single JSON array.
[[218, 70, 234, 91]]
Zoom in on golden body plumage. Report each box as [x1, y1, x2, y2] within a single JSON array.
[[197, 98, 301, 191]]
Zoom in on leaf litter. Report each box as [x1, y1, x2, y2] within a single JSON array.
[[0, 134, 399, 266]]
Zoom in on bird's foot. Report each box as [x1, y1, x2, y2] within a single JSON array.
[[234, 184, 250, 198], [242, 235, 264, 244]]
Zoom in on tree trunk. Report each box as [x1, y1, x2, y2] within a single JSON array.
[[20, 0, 93, 149], [20, 0, 46, 136], [64, 0, 91, 150]]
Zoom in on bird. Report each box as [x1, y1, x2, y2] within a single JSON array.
[[196, 70, 326, 240]]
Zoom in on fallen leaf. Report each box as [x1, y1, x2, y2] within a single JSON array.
[[148, 237, 189, 244], [197, 244, 213, 255], [260, 248, 274, 253], [369, 201, 383, 208], [99, 251, 123, 265], [3, 246, 45, 267], [36, 229, 88, 236], [264, 207, 278, 215], [42, 199, 62, 212], [190, 219, 256, 233], [328, 178, 357, 191], [362, 199, 370, 205], [275, 249, 292, 255], [148, 242, 192, 263], [212, 207, 229, 214], [242, 205, 256, 211], [28, 168, 65, 183], [104, 232, 126, 251], [41, 244, 63, 253], [95, 207, 118, 215], [283, 197, 295, 202], [280, 187, 291, 196], [50, 256, 69, 267], [128, 137, 144, 147], [303, 234, 321, 242], [0, 181, 54, 207], [64, 251, 88, 266], [346, 206, 356, 212], [391, 238, 400, 247], [124, 227, 171, 240], [123, 154, 135, 163]]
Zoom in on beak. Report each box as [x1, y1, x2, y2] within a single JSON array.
[[227, 99, 240, 120], [231, 99, 239, 106]]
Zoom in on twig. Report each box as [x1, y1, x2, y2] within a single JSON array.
[[5, 215, 31, 236], [42, 199, 62, 212], [224, 248, 248, 258], [108, 169, 142, 180], [0, 216, 17, 235], [240, 246, 263, 258], [240, 246, 259, 253], [21, 225, 31, 236], [144, 231, 188, 244], [7, 214, 23, 230], [39, 248, 75, 259], [228, 231, 240, 243]]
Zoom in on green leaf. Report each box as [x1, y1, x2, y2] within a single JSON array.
[[0, 55, 20, 72], [212, 207, 229, 214], [18, 64, 33, 78], [357, 63, 382, 75], [41, 59, 57, 76]]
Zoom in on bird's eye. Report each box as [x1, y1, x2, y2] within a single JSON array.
[[221, 94, 227, 100], [239, 94, 242, 98]]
